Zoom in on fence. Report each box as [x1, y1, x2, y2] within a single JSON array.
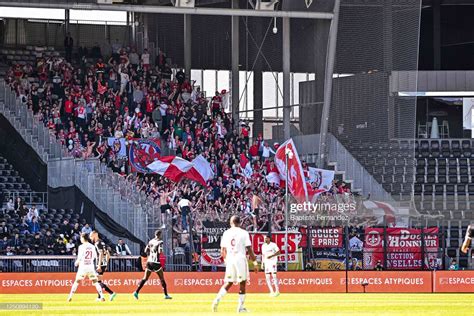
[[1, 79, 160, 255], [0, 256, 140, 273], [3, 191, 48, 206]]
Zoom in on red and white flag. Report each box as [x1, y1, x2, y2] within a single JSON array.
[[184, 155, 215, 186], [274, 139, 308, 202], [240, 153, 253, 178], [147, 156, 193, 182]]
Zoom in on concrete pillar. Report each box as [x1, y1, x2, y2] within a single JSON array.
[[143, 13, 149, 50], [184, 14, 192, 79], [231, 0, 240, 131], [282, 17, 291, 140], [253, 70, 263, 138], [65, 9, 70, 35]]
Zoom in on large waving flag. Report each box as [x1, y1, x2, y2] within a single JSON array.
[[274, 139, 308, 202], [306, 167, 335, 193], [147, 156, 193, 182], [184, 155, 215, 186]]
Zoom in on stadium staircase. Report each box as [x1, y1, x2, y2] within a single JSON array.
[[0, 70, 155, 254]]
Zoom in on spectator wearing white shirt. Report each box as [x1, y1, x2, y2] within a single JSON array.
[[261, 142, 275, 160], [116, 239, 132, 256], [141, 49, 150, 71], [6, 198, 14, 211], [178, 198, 191, 233]]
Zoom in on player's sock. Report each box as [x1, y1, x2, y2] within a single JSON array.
[[238, 294, 246, 310], [161, 280, 169, 296], [272, 274, 279, 293], [94, 282, 104, 299], [100, 282, 114, 294], [214, 286, 227, 303], [136, 279, 147, 294], [265, 274, 274, 293], [68, 282, 79, 300]]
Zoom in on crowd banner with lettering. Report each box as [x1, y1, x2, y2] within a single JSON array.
[[310, 227, 343, 248], [128, 137, 161, 173], [310, 250, 346, 271], [363, 227, 439, 270], [2, 271, 474, 293], [200, 221, 228, 267], [200, 222, 302, 269]]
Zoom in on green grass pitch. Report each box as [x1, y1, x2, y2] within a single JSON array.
[[0, 293, 472, 315]]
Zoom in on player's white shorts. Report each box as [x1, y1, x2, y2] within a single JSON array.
[[224, 257, 249, 283], [263, 260, 278, 274], [75, 267, 98, 281]]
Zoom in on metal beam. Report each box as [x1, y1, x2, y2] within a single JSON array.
[[0, 2, 334, 19], [184, 14, 192, 79], [231, 0, 239, 131], [318, 0, 341, 168], [282, 16, 291, 141]]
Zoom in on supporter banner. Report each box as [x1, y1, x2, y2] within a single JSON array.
[[346, 271, 432, 293], [364, 227, 439, 270], [0, 272, 346, 294], [200, 222, 302, 267], [306, 167, 335, 193], [310, 227, 343, 248], [310, 250, 345, 271], [434, 271, 474, 293], [128, 138, 161, 173], [251, 232, 302, 265], [2, 271, 472, 293], [200, 221, 228, 267], [107, 137, 127, 158]]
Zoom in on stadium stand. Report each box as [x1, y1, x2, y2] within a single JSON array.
[[1, 45, 358, 263]]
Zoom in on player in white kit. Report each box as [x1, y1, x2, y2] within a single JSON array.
[[67, 233, 104, 302], [212, 215, 258, 313], [261, 234, 281, 296]]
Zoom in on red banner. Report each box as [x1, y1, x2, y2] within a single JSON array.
[[364, 227, 439, 270], [310, 227, 343, 248], [250, 232, 301, 264], [200, 223, 302, 267], [434, 271, 474, 293], [346, 271, 432, 293], [3, 271, 474, 293]]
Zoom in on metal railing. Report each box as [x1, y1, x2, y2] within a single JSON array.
[[3, 191, 48, 206], [0, 255, 141, 273], [0, 79, 160, 254]]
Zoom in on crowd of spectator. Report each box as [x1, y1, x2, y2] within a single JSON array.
[[3, 42, 356, 257], [0, 197, 111, 255]]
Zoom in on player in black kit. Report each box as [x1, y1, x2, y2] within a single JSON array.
[[133, 230, 171, 300], [90, 230, 116, 301]]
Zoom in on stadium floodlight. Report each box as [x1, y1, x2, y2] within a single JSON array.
[[171, 0, 195, 8], [249, 0, 279, 11]]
